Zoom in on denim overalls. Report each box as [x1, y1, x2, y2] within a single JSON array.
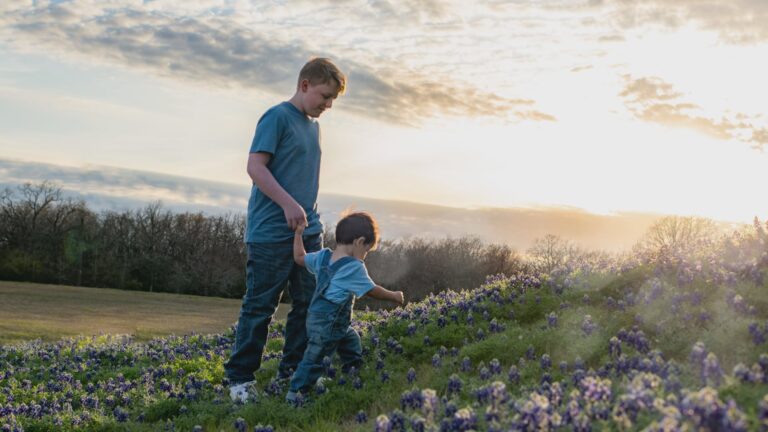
[[289, 251, 364, 394]]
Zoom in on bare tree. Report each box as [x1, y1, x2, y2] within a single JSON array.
[[637, 216, 718, 258], [527, 234, 575, 275]]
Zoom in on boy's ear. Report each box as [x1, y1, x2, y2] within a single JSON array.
[[353, 237, 366, 247], [299, 79, 310, 92]]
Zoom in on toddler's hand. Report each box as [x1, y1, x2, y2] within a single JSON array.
[[295, 223, 306, 235], [394, 291, 405, 305]]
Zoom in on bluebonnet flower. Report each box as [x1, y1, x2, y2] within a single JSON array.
[[421, 389, 439, 423], [388, 409, 406, 431], [407, 368, 416, 384], [540, 354, 552, 371], [678, 387, 748, 431], [489, 359, 502, 375], [449, 407, 477, 432], [407, 323, 417, 336], [401, 389, 423, 411], [749, 322, 767, 345], [701, 353, 723, 387], [609, 336, 622, 358], [356, 410, 368, 423], [234, 417, 247, 432], [733, 363, 751, 383], [690, 341, 707, 366], [489, 318, 504, 333], [547, 312, 558, 328], [443, 399, 458, 418], [574, 356, 585, 370], [111, 406, 129, 422], [410, 415, 426, 432], [447, 374, 462, 396], [581, 315, 596, 336], [374, 414, 391, 432], [508, 365, 520, 384], [431, 354, 442, 368], [460, 357, 472, 372], [758, 395, 768, 431], [479, 365, 491, 380], [526, 345, 535, 360]]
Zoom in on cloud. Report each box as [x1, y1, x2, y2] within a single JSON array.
[[0, 158, 250, 212], [620, 75, 768, 149], [0, 1, 553, 126], [603, 0, 768, 44]]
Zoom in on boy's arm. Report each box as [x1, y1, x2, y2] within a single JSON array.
[[366, 285, 405, 305], [293, 225, 307, 267], [247, 152, 307, 230]]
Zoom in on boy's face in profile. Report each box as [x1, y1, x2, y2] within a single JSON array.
[[300, 80, 339, 118]]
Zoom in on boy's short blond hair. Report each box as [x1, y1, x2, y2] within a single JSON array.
[[298, 58, 346, 95]]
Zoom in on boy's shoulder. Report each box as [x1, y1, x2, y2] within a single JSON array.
[[262, 101, 304, 121]]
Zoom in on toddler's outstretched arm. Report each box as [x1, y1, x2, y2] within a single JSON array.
[[366, 285, 405, 305]]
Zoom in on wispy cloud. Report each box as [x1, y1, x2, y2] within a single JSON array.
[[620, 75, 768, 149], [602, 0, 768, 44], [0, 158, 249, 212], [0, 1, 553, 126]]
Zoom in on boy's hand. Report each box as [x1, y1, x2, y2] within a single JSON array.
[[283, 201, 308, 231], [295, 223, 306, 235]]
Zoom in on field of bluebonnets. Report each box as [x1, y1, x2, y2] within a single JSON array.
[[2, 216, 768, 431]]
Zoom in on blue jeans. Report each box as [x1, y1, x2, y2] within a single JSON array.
[[224, 235, 321, 384], [288, 297, 363, 394]]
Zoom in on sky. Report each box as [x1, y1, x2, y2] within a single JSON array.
[[1, 0, 768, 224]]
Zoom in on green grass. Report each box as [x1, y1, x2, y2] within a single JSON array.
[[0, 280, 289, 345], [4, 273, 768, 431]]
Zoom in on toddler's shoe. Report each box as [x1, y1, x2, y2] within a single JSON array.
[[286, 390, 309, 407], [229, 380, 257, 404]]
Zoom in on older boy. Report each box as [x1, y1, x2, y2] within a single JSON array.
[[225, 58, 346, 403], [286, 212, 404, 404]]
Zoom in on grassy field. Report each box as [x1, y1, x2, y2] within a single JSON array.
[[0, 281, 289, 345]]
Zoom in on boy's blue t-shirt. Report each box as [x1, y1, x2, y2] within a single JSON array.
[[304, 249, 376, 304], [246, 102, 323, 243]]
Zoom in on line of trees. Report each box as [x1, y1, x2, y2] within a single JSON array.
[[8, 182, 750, 303], [0, 182, 246, 297], [0, 182, 526, 302]]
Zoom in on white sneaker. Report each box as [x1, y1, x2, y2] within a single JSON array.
[[229, 380, 257, 403], [315, 376, 330, 386]]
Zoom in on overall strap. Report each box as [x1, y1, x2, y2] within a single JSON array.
[[316, 255, 359, 298], [328, 256, 358, 275]]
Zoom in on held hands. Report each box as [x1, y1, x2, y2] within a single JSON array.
[[295, 222, 306, 236], [283, 201, 308, 231]]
